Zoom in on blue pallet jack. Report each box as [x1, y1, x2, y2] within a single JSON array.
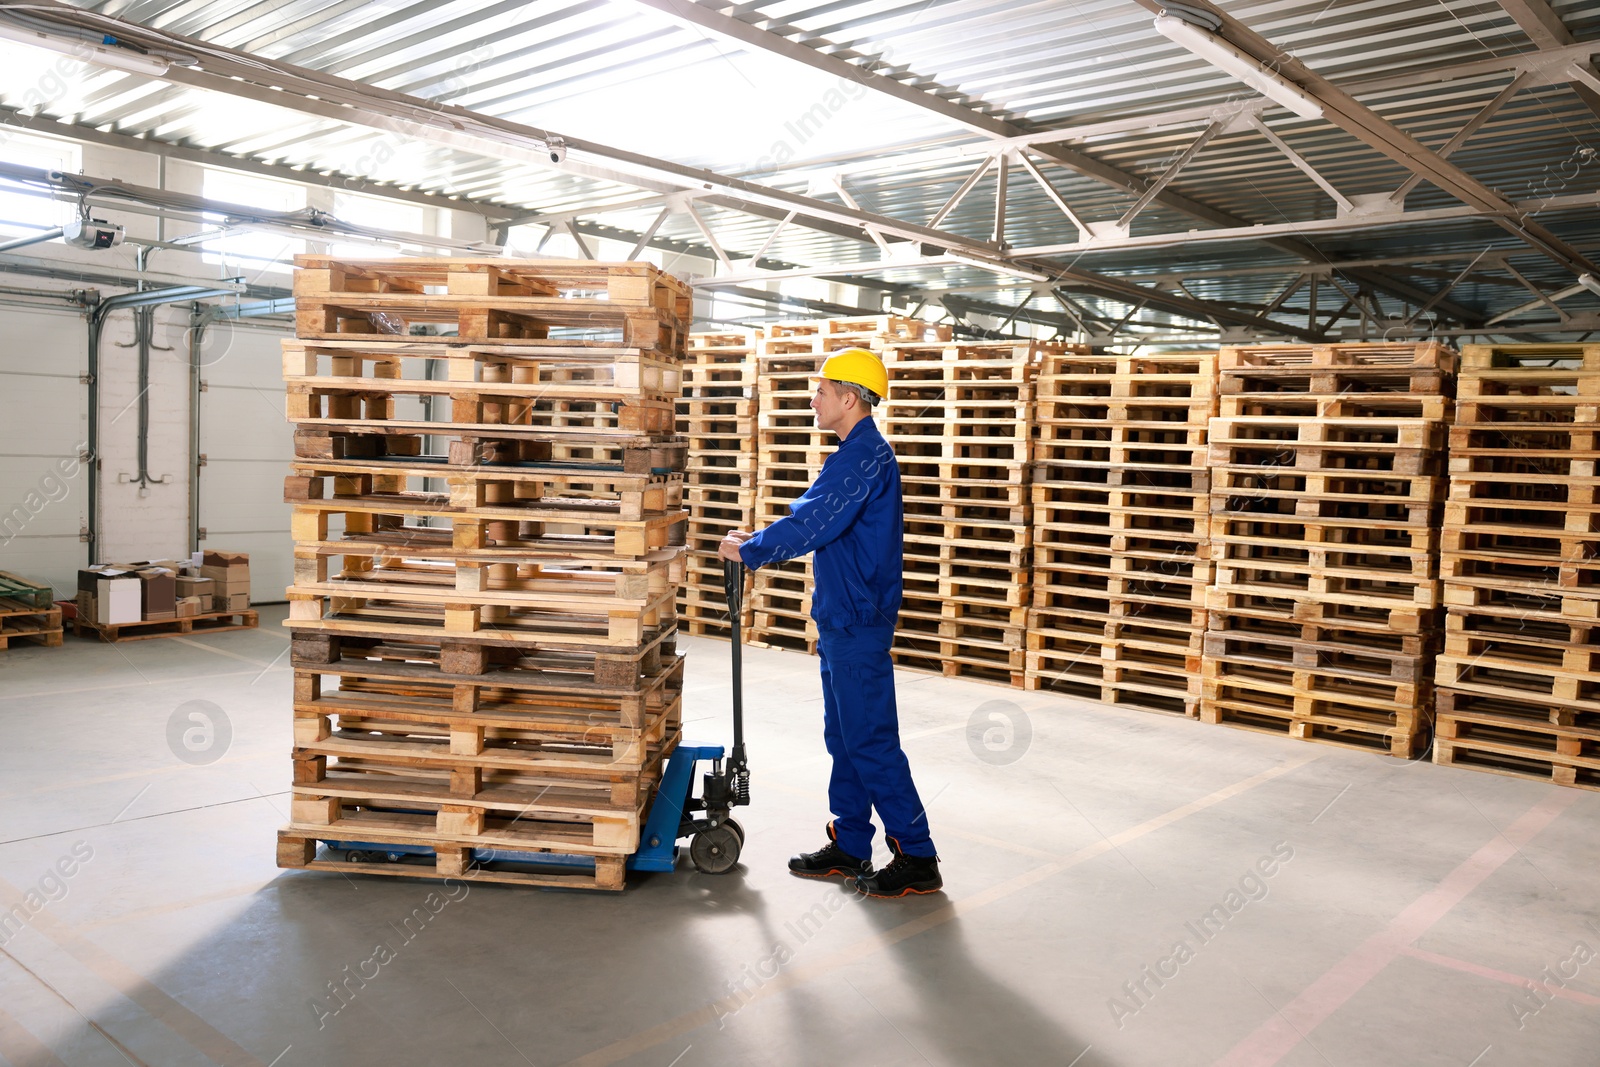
[[327, 560, 753, 882]]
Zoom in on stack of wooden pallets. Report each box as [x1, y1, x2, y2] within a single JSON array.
[[677, 330, 760, 639], [1200, 341, 1455, 757], [1026, 350, 1215, 713], [748, 315, 949, 653], [1434, 343, 1600, 790], [275, 257, 691, 891], [887, 340, 1055, 685], [0, 571, 63, 650]]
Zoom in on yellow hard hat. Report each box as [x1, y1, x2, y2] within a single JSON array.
[[812, 347, 888, 400]]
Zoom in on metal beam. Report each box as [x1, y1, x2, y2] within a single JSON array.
[[13, 1, 1007, 257], [1129, 0, 1600, 282], [1388, 72, 1532, 203], [1497, 0, 1600, 118], [0, 107, 520, 220], [613, 0, 1436, 306], [1117, 121, 1224, 229]]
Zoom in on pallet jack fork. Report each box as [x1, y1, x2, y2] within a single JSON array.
[[325, 561, 753, 884]]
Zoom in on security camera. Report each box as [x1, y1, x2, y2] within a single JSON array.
[[64, 218, 125, 250], [547, 138, 567, 164]]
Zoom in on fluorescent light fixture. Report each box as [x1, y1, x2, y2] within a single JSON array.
[[0, 20, 171, 78], [1153, 14, 1324, 121], [1579, 273, 1600, 297]]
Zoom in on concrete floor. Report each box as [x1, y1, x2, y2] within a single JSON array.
[[1, 606, 1597, 1067]]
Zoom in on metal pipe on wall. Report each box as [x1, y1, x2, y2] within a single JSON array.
[[83, 284, 242, 564]]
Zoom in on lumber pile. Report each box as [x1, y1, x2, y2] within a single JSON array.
[[275, 257, 691, 890], [1025, 350, 1215, 713], [1200, 342, 1455, 756], [677, 330, 760, 639], [1434, 344, 1600, 790], [747, 315, 949, 653], [0, 571, 62, 650], [887, 340, 1058, 685]]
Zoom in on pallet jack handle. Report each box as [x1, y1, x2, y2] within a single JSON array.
[[723, 558, 750, 805]]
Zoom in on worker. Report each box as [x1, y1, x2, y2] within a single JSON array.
[[718, 347, 941, 898]]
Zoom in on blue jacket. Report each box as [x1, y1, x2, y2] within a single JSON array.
[[739, 417, 903, 630]]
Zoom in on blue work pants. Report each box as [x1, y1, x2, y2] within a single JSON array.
[[817, 622, 936, 859]]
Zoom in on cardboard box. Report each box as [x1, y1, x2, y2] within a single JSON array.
[[176, 575, 214, 599], [201, 552, 250, 597], [134, 567, 177, 619], [176, 596, 202, 619], [214, 591, 250, 613], [90, 575, 141, 625]]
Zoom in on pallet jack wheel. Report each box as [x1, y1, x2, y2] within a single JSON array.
[[690, 825, 742, 874], [724, 818, 746, 846]]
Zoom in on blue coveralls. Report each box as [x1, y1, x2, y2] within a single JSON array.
[[739, 417, 936, 860]]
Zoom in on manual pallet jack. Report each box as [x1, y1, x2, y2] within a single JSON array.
[[327, 560, 753, 883]]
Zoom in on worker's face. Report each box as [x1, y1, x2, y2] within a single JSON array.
[[811, 378, 852, 432]]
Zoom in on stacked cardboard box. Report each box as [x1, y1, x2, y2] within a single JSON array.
[[72, 553, 254, 639], [274, 256, 691, 891], [201, 551, 251, 613]]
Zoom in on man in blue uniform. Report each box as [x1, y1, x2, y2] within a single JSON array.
[[718, 347, 941, 897]]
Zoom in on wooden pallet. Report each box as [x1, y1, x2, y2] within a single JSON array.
[[1219, 394, 1451, 420], [890, 635, 1026, 687], [1200, 689, 1428, 758], [277, 832, 630, 891], [290, 626, 677, 689], [0, 575, 64, 648], [291, 257, 690, 351], [1033, 464, 1211, 493], [283, 339, 681, 392], [1220, 366, 1450, 399], [293, 427, 687, 473], [1022, 629, 1202, 714], [75, 610, 258, 642], [1034, 502, 1208, 541], [1037, 398, 1217, 425], [290, 501, 684, 562], [764, 315, 945, 342], [1459, 343, 1600, 372], [1433, 686, 1600, 789], [1202, 589, 1433, 634], [1034, 427, 1209, 465], [1220, 341, 1458, 373], [0, 609, 64, 649], [286, 459, 683, 522]]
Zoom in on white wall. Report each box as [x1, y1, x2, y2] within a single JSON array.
[[0, 129, 715, 603], [0, 295, 90, 591]]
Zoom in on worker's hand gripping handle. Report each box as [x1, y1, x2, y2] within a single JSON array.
[[722, 559, 749, 806]]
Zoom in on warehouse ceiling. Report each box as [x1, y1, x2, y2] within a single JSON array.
[[0, 0, 1598, 342]]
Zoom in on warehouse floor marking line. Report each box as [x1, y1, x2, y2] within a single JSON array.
[[1397, 944, 1600, 1006], [1214, 787, 1581, 1067], [0, 665, 282, 703], [167, 635, 279, 667], [0, 877, 270, 1067], [0, 1000, 70, 1067], [562, 752, 1322, 1067]]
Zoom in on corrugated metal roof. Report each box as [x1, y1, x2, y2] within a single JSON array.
[[0, 0, 1596, 333]]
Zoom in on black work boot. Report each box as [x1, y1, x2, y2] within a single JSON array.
[[855, 838, 941, 898], [788, 822, 873, 880]]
